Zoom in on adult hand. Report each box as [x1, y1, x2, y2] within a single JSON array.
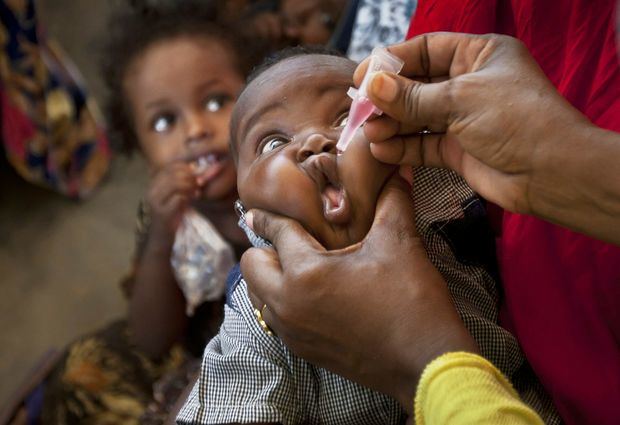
[[241, 175, 479, 411], [357, 33, 620, 244]]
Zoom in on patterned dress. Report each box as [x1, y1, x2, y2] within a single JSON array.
[[42, 203, 226, 425]]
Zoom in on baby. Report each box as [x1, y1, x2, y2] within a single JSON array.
[[178, 49, 559, 425]]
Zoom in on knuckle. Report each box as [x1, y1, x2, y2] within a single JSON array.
[[252, 211, 269, 237], [443, 78, 461, 122], [402, 80, 421, 121], [290, 262, 315, 284], [239, 248, 255, 272]]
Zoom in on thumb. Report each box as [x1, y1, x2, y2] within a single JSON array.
[[366, 173, 419, 245], [366, 71, 452, 131]]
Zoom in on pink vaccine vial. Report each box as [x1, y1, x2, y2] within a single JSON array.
[[336, 47, 404, 153]]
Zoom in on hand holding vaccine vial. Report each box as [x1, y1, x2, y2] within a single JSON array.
[[336, 47, 404, 153]]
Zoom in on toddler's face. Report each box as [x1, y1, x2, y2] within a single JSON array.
[[233, 55, 395, 249], [124, 36, 244, 200]]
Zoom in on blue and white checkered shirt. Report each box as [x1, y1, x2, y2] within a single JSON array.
[[177, 168, 559, 425]]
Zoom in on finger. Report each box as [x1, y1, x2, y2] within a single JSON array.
[[354, 32, 500, 89], [390, 33, 498, 78], [353, 33, 461, 85], [399, 165, 414, 186], [353, 56, 371, 87], [240, 247, 286, 335], [161, 193, 190, 217], [366, 72, 453, 130], [370, 134, 422, 166], [363, 115, 428, 145], [152, 164, 194, 192], [241, 246, 283, 294], [159, 177, 198, 205], [247, 209, 325, 266], [366, 174, 418, 246]]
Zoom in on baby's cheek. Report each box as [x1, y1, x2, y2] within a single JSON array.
[[241, 155, 320, 222]]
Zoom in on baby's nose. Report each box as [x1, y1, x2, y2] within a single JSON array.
[[297, 133, 336, 162]]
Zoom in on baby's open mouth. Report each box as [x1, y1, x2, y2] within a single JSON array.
[[322, 183, 349, 224], [303, 153, 351, 224]]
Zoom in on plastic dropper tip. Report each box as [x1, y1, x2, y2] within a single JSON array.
[[336, 122, 356, 152]]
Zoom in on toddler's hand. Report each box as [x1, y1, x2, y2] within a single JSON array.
[[146, 162, 200, 240]]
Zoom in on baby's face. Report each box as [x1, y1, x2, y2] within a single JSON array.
[[124, 36, 244, 200], [233, 55, 395, 249]]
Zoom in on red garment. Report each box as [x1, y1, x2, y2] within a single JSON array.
[[408, 1, 620, 424]]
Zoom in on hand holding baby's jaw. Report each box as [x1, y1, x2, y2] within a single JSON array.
[[244, 174, 417, 256], [240, 174, 474, 409], [364, 174, 419, 245]]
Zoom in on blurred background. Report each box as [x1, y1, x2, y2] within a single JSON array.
[[0, 0, 148, 406], [0, 0, 416, 421]]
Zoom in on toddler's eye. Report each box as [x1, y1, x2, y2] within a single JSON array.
[[335, 113, 349, 128], [260, 136, 289, 155], [152, 113, 175, 133], [205, 94, 231, 113]]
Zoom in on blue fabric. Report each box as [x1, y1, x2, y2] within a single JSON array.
[[225, 263, 242, 307], [25, 383, 45, 425], [329, 0, 361, 53]]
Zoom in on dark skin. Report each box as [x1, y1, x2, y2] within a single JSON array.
[[123, 36, 248, 359], [241, 31, 620, 415], [233, 55, 478, 417], [234, 55, 395, 250], [359, 33, 620, 246]]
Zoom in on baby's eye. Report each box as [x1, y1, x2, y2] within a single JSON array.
[[151, 113, 176, 133], [259, 136, 289, 155], [335, 113, 349, 128], [204, 94, 231, 113]]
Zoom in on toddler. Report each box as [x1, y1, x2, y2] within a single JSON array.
[[178, 48, 560, 424], [42, 4, 266, 423]]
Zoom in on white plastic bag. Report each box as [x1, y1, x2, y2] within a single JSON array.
[[171, 209, 235, 315]]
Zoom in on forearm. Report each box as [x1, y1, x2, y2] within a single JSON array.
[[414, 352, 543, 425], [129, 229, 188, 358], [530, 123, 620, 245]]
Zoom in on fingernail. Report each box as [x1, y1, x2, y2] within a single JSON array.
[[245, 211, 254, 230], [369, 72, 398, 102]]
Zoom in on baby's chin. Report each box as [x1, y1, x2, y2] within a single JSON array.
[[315, 198, 375, 250]]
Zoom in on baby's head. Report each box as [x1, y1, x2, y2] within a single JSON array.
[[231, 48, 396, 249], [103, 3, 265, 199]]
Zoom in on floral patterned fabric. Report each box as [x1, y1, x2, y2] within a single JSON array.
[[41, 204, 224, 424], [41, 320, 201, 425], [0, 0, 110, 198]]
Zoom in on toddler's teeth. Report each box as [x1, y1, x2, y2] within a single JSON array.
[[207, 153, 218, 164], [192, 156, 209, 175]]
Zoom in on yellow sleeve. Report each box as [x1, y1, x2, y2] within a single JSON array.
[[414, 352, 544, 425]]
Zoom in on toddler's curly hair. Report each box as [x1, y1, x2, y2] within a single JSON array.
[[102, 0, 268, 153]]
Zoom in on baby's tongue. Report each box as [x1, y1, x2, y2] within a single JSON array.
[[324, 185, 341, 209]]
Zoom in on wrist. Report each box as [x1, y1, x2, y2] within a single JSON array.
[[393, 303, 479, 412], [146, 221, 176, 253], [527, 119, 620, 238], [394, 330, 480, 414]]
